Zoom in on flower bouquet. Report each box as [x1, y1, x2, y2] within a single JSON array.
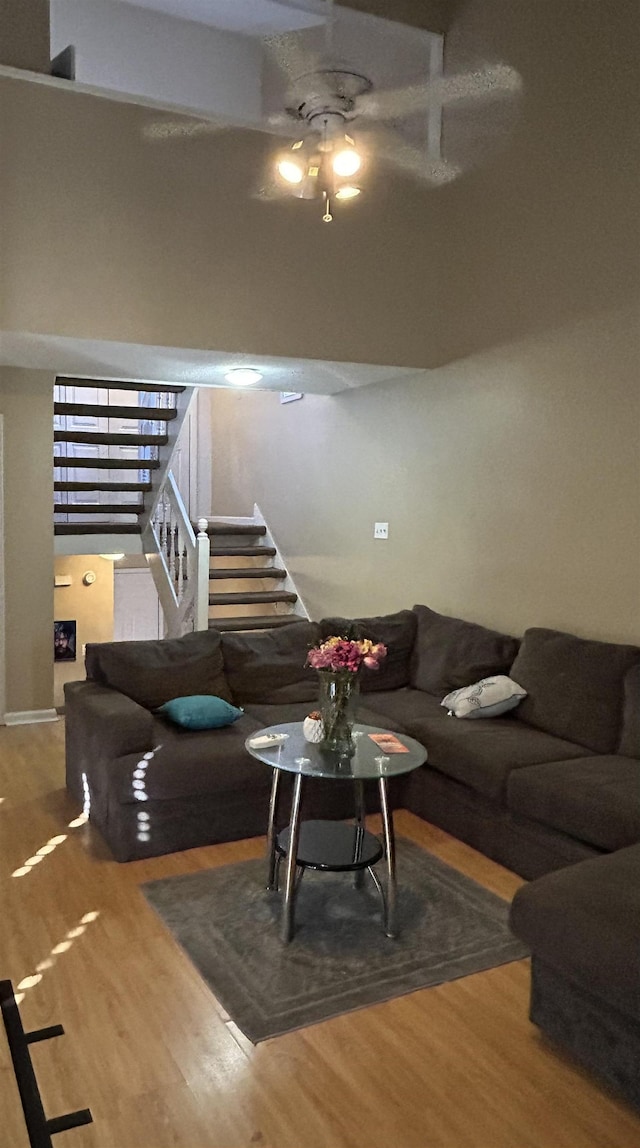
[[306, 636, 387, 755]]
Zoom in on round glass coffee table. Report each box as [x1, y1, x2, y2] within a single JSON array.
[[245, 722, 427, 943]]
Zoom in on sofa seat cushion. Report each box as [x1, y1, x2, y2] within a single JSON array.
[[410, 605, 519, 696], [507, 757, 640, 852], [510, 627, 640, 754], [220, 621, 321, 705], [319, 610, 417, 692], [368, 690, 589, 801], [110, 713, 265, 803], [243, 700, 405, 733], [509, 844, 640, 1020], [85, 630, 232, 709]]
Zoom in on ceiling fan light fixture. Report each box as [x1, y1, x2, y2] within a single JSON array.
[[225, 368, 263, 386], [335, 185, 361, 200], [332, 147, 361, 177], [277, 158, 304, 184]]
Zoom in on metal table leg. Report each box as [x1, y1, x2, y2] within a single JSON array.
[[281, 773, 304, 943], [265, 768, 281, 891], [354, 779, 366, 889], [378, 777, 397, 938]]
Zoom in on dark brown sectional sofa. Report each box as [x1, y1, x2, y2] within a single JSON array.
[[64, 604, 640, 1108]]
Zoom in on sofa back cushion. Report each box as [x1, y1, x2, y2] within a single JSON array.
[[220, 621, 321, 705], [511, 627, 640, 754], [410, 605, 519, 696], [85, 630, 232, 710], [618, 663, 640, 758], [319, 610, 417, 692]]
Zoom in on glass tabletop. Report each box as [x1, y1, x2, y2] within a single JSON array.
[[245, 722, 427, 780]]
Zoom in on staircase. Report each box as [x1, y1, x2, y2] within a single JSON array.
[[53, 378, 191, 539], [200, 512, 308, 632]]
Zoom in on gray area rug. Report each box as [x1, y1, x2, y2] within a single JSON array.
[[142, 839, 528, 1042]]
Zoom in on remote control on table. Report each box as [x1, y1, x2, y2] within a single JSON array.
[[249, 733, 289, 749]]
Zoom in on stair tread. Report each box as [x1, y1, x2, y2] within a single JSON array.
[[54, 503, 143, 515], [55, 481, 151, 492], [54, 431, 168, 446], [55, 402, 177, 421], [54, 456, 160, 469], [209, 615, 305, 632], [209, 545, 276, 557], [209, 590, 297, 605], [54, 523, 142, 535], [57, 377, 186, 394], [197, 522, 266, 537], [208, 567, 287, 580]]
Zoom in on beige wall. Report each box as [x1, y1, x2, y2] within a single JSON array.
[[53, 556, 114, 708], [0, 368, 54, 714], [0, 0, 50, 72], [211, 0, 640, 645], [212, 302, 640, 643]]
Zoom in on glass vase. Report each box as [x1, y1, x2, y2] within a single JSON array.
[[317, 670, 360, 756]]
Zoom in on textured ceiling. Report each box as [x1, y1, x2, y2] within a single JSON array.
[[0, 332, 424, 395]]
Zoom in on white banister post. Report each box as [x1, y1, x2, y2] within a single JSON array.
[[195, 518, 210, 632]]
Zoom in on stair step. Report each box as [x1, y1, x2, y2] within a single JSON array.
[[209, 590, 297, 606], [54, 431, 168, 447], [198, 522, 266, 537], [209, 567, 287, 581], [209, 615, 305, 632], [55, 481, 151, 492], [54, 402, 177, 421], [54, 503, 143, 515], [209, 545, 277, 558], [57, 377, 186, 394], [54, 455, 160, 470], [54, 523, 142, 535]]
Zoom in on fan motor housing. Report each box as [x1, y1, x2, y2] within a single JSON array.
[[286, 69, 372, 125]]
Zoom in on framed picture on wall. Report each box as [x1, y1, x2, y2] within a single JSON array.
[[54, 619, 77, 662]]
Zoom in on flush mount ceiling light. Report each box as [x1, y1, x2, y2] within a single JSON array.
[[225, 367, 263, 386], [99, 553, 125, 561]]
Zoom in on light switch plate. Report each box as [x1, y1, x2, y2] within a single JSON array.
[[374, 522, 389, 539]]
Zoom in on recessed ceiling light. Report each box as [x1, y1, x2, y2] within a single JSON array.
[[225, 368, 263, 386]]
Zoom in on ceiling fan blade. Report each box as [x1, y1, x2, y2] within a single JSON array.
[[361, 127, 461, 186], [252, 177, 292, 203], [357, 63, 522, 122], [142, 117, 227, 142]]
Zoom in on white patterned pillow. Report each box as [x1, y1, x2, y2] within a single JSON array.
[[442, 675, 527, 719]]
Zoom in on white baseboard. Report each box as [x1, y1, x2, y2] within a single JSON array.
[[3, 709, 59, 726]]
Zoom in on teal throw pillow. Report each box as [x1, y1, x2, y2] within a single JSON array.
[[158, 695, 243, 730]]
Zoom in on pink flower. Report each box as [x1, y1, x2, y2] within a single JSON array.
[[306, 636, 388, 674]]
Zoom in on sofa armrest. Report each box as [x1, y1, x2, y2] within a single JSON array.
[[64, 680, 154, 802]]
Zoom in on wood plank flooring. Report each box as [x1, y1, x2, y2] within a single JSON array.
[[1, 721, 639, 1148]]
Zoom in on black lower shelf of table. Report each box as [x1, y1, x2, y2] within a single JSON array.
[[276, 819, 383, 872]]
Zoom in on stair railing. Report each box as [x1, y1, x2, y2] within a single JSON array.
[[142, 472, 209, 636]]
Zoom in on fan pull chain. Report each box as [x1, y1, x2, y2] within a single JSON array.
[[323, 194, 333, 223]]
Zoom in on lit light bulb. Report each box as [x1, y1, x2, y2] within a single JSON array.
[[277, 159, 304, 184], [333, 148, 361, 177], [335, 186, 361, 200]]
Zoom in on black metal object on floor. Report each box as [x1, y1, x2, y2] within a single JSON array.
[[0, 979, 93, 1147]]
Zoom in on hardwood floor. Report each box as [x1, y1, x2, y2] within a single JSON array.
[[1, 721, 639, 1148]]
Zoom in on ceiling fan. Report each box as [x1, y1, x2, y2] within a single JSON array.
[[145, 0, 522, 222]]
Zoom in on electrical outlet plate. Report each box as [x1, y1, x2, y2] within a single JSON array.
[[374, 522, 389, 539]]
